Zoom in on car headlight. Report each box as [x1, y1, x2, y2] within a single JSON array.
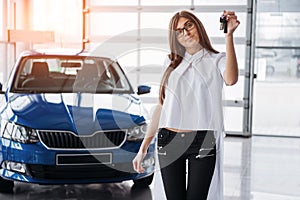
[[1, 121, 39, 144], [127, 123, 148, 142]]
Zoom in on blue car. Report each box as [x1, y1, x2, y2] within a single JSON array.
[[0, 49, 155, 192]]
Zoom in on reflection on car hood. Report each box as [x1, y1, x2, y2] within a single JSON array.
[[8, 93, 146, 134]]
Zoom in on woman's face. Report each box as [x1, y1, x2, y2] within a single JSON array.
[[175, 17, 200, 49]]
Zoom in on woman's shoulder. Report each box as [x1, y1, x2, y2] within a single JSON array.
[[205, 50, 225, 59], [203, 50, 226, 65]]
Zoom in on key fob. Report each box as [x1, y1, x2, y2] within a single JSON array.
[[219, 16, 228, 33]]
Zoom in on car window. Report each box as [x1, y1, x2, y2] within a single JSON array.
[[11, 56, 133, 94]]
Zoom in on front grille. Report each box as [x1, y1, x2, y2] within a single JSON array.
[[27, 164, 134, 180], [38, 130, 126, 149]]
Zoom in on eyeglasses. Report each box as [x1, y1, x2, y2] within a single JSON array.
[[175, 21, 195, 38]]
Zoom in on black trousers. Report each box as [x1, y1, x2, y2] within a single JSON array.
[[157, 128, 216, 200]]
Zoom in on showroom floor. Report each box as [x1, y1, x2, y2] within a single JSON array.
[[1, 136, 299, 200]]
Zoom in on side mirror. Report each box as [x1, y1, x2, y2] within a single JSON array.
[[137, 85, 151, 95]]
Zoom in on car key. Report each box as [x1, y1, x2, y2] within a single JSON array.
[[219, 15, 227, 33]]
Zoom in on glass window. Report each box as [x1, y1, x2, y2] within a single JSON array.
[[0, 1, 3, 39], [32, 0, 82, 45], [141, 13, 173, 30], [0, 44, 4, 83], [141, 0, 189, 6], [89, 0, 138, 6], [0, 0, 4, 83], [253, 1, 300, 137], [255, 48, 298, 80], [195, 12, 246, 38], [256, 12, 300, 47], [90, 13, 137, 36], [12, 56, 132, 94], [117, 50, 138, 71], [140, 49, 167, 66], [141, 12, 247, 37], [194, 0, 247, 5]]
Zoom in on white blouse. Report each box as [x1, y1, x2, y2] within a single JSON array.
[[159, 48, 226, 131]]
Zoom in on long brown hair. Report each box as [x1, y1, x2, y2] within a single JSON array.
[[159, 10, 219, 105]]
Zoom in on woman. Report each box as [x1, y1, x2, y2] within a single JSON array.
[[133, 10, 240, 200]]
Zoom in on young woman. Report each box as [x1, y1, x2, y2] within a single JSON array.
[[133, 10, 240, 200]]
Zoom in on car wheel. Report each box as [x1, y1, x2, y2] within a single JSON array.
[[0, 177, 14, 193], [133, 173, 154, 188]]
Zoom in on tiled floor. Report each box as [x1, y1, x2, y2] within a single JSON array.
[[223, 136, 300, 200], [1, 136, 300, 200]]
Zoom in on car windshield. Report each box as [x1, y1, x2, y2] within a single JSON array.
[[11, 55, 133, 94]]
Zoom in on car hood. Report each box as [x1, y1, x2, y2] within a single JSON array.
[[7, 93, 147, 134]]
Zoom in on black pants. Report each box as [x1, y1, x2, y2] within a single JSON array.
[[157, 128, 216, 200]]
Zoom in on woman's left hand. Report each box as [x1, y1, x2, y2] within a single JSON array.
[[223, 10, 240, 35], [132, 151, 146, 173]]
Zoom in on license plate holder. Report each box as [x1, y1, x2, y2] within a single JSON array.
[[56, 153, 112, 166]]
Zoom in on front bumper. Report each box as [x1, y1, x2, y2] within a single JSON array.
[[0, 139, 156, 184]]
